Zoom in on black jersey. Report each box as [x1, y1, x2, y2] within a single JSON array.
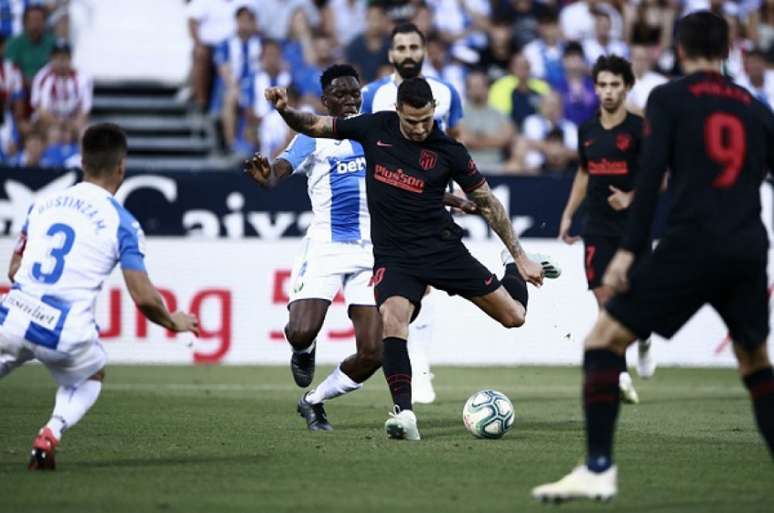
[[333, 111, 487, 259], [577, 112, 643, 237], [621, 71, 774, 255]]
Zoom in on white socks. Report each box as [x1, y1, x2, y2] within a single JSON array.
[[45, 380, 102, 440], [305, 365, 361, 404]]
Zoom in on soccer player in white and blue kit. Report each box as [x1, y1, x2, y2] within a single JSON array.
[[1, 124, 199, 470]]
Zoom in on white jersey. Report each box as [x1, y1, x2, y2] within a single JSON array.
[[278, 135, 369, 243], [4, 182, 146, 352], [361, 73, 463, 132]]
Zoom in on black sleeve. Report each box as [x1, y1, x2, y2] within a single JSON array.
[[332, 113, 377, 144], [621, 86, 672, 253], [577, 123, 588, 169], [764, 105, 774, 178], [450, 144, 487, 192]]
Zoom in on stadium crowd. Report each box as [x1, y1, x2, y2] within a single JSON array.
[[187, 0, 774, 174]]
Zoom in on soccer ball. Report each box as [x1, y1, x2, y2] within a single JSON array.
[[462, 389, 515, 439]]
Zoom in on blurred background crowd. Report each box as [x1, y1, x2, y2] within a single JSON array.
[[1, 0, 772, 174]]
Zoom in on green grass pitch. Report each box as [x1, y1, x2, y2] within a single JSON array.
[[1, 365, 772, 513]]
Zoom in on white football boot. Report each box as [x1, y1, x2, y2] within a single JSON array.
[[501, 249, 562, 279], [636, 338, 656, 379], [618, 371, 639, 404], [384, 406, 421, 441], [532, 464, 618, 503]]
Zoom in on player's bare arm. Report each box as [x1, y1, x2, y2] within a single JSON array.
[[243, 153, 293, 188], [265, 87, 335, 138], [122, 269, 200, 336], [7, 251, 21, 282], [442, 191, 478, 214], [467, 182, 544, 286], [559, 166, 589, 244]]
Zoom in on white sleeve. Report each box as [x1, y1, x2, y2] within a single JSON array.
[[253, 73, 270, 118], [30, 68, 46, 109], [523, 115, 544, 140]]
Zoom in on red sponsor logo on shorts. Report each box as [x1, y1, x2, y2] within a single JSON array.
[[419, 149, 437, 170], [374, 164, 425, 193], [616, 133, 632, 151]]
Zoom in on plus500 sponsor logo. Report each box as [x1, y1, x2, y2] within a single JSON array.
[[335, 156, 366, 174]]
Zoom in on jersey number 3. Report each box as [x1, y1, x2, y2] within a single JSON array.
[[704, 112, 746, 188], [32, 223, 76, 284]]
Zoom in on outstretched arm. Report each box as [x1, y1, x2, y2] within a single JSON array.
[[466, 182, 544, 286], [244, 153, 294, 188], [265, 87, 335, 138]]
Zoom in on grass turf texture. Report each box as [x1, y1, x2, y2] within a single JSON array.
[[1, 365, 772, 513]]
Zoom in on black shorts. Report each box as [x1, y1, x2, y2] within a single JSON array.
[[372, 245, 501, 319], [606, 236, 770, 349], [583, 235, 621, 290]]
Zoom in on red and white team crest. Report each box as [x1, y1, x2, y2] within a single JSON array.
[[616, 133, 632, 151], [419, 149, 437, 170]]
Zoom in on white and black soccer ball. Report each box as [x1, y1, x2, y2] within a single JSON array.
[[462, 389, 515, 439]]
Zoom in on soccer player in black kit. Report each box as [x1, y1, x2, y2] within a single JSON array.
[[534, 11, 774, 502], [265, 78, 559, 440], [559, 55, 656, 405]]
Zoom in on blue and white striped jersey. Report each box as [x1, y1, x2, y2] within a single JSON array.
[[4, 182, 146, 351], [279, 135, 370, 243], [360, 74, 464, 131], [213, 34, 262, 84]]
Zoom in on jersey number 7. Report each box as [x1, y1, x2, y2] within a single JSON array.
[[704, 112, 746, 189]]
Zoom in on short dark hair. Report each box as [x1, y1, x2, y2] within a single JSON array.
[[320, 64, 360, 91], [391, 22, 425, 46], [81, 123, 128, 176], [563, 41, 585, 59], [676, 10, 729, 61], [397, 77, 434, 109], [23, 4, 46, 22], [235, 5, 255, 18], [50, 41, 71, 57], [592, 54, 635, 87], [537, 9, 559, 25]]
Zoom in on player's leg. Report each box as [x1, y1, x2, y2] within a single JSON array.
[[29, 341, 107, 471], [300, 305, 382, 431], [380, 295, 421, 440], [0, 332, 35, 379], [735, 342, 774, 457], [285, 299, 330, 388], [409, 287, 435, 404], [468, 286, 526, 328]]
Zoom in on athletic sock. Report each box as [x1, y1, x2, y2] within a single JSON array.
[[502, 264, 528, 308], [583, 348, 625, 473], [742, 366, 774, 458], [292, 340, 316, 355], [45, 380, 102, 440], [305, 365, 362, 404], [382, 337, 412, 411]]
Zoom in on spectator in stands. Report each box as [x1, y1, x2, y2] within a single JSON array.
[[423, 33, 466, 98], [541, 126, 577, 173], [492, 0, 549, 48], [738, 48, 774, 108], [625, 42, 667, 115], [187, 0, 240, 112], [583, 9, 629, 65], [489, 52, 550, 130], [476, 20, 515, 80], [411, 2, 434, 37], [259, 85, 303, 159], [0, 34, 26, 158], [214, 5, 262, 153], [11, 127, 43, 166], [0, 0, 27, 38], [748, 0, 774, 55], [252, 39, 291, 128], [522, 10, 565, 88], [623, 0, 675, 52], [346, 4, 390, 83], [31, 41, 92, 145], [4, 4, 55, 89], [560, 0, 622, 42], [323, 0, 367, 48], [258, 0, 320, 41], [553, 42, 598, 126], [458, 70, 514, 171], [520, 90, 578, 173]]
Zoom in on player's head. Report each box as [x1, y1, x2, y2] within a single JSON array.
[[81, 123, 128, 186], [592, 54, 635, 113], [676, 11, 729, 63], [389, 23, 426, 80], [235, 6, 257, 38], [23, 5, 47, 39], [50, 41, 72, 75], [396, 78, 436, 142], [320, 64, 361, 117]]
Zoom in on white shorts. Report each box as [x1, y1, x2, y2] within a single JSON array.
[[0, 291, 107, 387], [288, 239, 376, 309]]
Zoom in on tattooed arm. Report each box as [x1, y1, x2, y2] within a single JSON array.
[[467, 182, 544, 286], [265, 87, 335, 138]]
